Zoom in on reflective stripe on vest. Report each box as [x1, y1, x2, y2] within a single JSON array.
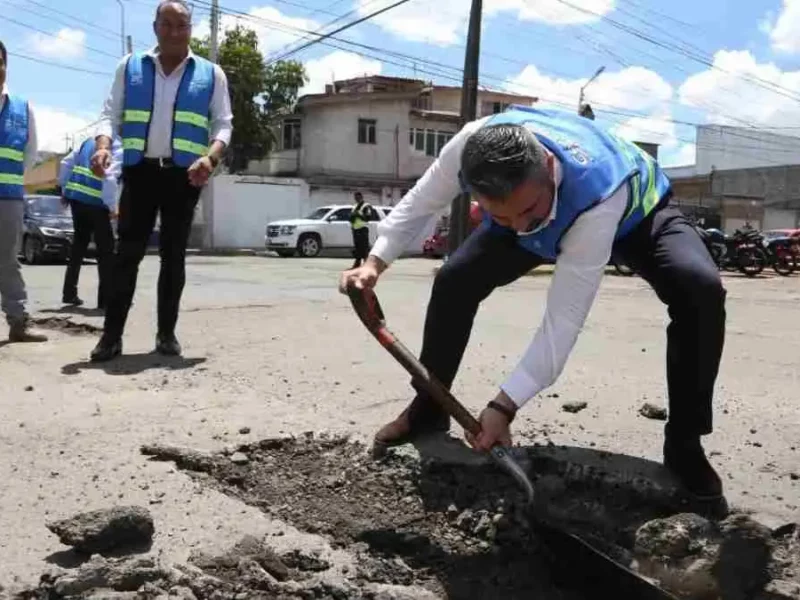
[[121, 52, 214, 168], [64, 138, 106, 206], [352, 203, 370, 229], [0, 94, 29, 200]]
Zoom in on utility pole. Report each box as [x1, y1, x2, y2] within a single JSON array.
[[448, 0, 482, 255], [203, 0, 220, 249], [115, 0, 126, 56], [578, 65, 605, 114], [126, 35, 133, 54]]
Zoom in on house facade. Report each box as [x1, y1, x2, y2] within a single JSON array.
[[248, 75, 538, 207]]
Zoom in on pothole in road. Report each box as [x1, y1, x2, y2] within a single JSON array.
[[13, 435, 799, 599]]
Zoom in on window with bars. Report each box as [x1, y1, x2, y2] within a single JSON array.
[[358, 119, 377, 144]]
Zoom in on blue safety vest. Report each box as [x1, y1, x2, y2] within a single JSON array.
[[64, 138, 106, 207], [0, 94, 29, 200], [121, 52, 215, 167], [469, 105, 672, 260]]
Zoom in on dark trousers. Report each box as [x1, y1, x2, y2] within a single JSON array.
[[62, 200, 114, 307], [409, 204, 726, 438], [102, 162, 201, 341], [352, 227, 370, 268]]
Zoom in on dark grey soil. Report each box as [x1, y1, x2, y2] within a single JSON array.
[[12, 434, 799, 600]]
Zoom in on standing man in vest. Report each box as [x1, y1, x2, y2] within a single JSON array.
[[59, 136, 122, 310], [0, 41, 47, 343], [88, 0, 232, 362], [340, 106, 728, 504], [350, 192, 373, 268]]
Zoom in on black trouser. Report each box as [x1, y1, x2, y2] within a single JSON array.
[[62, 200, 115, 307], [408, 203, 726, 438], [352, 227, 370, 268], [102, 161, 201, 341]]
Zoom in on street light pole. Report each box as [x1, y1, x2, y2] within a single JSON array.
[[448, 0, 482, 255], [578, 65, 605, 113], [115, 0, 126, 56]]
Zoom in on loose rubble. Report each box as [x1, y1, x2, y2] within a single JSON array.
[[46, 506, 154, 555], [640, 402, 668, 421], [561, 401, 588, 414], [11, 435, 800, 599]]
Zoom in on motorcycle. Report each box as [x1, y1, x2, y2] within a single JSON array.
[[698, 226, 767, 277], [762, 234, 798, 276]]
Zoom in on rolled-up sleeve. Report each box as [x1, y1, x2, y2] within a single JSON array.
[[96, 57, 127, 141], [500, 183, 630, 407], [24, 103, 38, 171], [209, 65, 233, 147]]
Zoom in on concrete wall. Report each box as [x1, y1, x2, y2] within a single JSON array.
[[696, 126, 800, 174], [204, 174, 437, 253], [208, 175, 309, 248]]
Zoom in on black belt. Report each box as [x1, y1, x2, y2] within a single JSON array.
[[141, 157, 178, 168]]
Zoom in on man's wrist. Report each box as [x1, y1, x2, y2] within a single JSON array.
[[206, 154, 220, 168], [365, 254, 388, 275], [487, 391, 518, 423], [94, 135, 112, 151]]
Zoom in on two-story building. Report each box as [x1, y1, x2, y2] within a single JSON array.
[[248, 75, 538, 207]]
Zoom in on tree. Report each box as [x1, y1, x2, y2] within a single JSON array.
[[191, 26, 307, 172]]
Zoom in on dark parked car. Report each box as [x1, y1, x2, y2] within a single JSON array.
[[17, 194, 74, 264]]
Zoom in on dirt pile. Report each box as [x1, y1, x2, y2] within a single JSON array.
[[10, 434, 799, 599]]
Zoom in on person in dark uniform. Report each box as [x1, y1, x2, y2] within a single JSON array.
[[59, 136, 122, 310], [349, 192, 373, 268], [88, 0, 233, 362]]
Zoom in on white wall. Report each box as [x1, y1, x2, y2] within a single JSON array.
[[696, 126, 800, 174], [207, 174, 438, 254], [763, 208, 799, 230], [210, 175, 309, 248]]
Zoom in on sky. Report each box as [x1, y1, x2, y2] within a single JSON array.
[[3, 0, 800, 167]]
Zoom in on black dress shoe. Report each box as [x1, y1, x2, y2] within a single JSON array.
[[63, 296, 84, 307], [90, 337, 122, 362], [664, 434, 724, 500], [155, 333, 181, 356]]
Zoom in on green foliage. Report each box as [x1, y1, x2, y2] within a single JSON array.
[[191, 25, 308, 172]]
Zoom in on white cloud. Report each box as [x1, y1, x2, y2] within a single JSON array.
[[29, 28, 86, 59], [678, 50, 800, 130], [34, 107, 95, 153], [766, 0, 800, 53], [660, 143, 697, 167], [195, 7, 322, 57], [506, 64, 672, 113], [299, 51, 382, 95], [355, 0, 615, 46], [613, 110, 678, 147]]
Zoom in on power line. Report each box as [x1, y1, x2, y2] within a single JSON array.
[[3, 14, 121, 61], [7, 50, 113, 76]]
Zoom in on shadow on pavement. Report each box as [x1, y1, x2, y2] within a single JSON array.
[[61, 354, 207, 376]]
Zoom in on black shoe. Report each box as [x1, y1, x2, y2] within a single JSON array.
[[155, 333, 181, 356], [63, 296, 84, 307], [90, 337, 122, 362], [664, 434, 723, 500]]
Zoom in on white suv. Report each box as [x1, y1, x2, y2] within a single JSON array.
[[265, 204, 392, 258]]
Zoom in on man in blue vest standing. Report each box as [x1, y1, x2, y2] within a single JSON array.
[[340, 105, 728, 504], [87, 0, 232, 362], [0, 40, 47, 343], [59, 136, 122, 310]]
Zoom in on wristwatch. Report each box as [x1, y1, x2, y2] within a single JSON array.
[[487, 400, 517, 424], [207, 154, 219, 168]]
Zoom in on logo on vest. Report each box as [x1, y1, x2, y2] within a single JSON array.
[[130, 71, 143, 85], [564, 142, 591, 165]]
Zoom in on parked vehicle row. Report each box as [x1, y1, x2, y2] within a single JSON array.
[[697, 225, 800, 277]]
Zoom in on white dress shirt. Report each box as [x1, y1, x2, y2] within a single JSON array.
[[1, 84, 38, 171], [96, 47, 233, 157], [58, 138, 123, 210], [371, 116, 629, 408]]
